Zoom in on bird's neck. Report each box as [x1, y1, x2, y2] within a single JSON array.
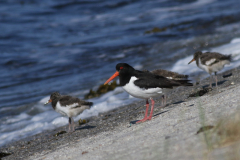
[[51, 98, 60, 109], [196, 57, 200, 66], [119, 70, 136, 86]]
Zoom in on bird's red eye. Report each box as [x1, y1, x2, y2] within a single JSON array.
[[120, 67, 123, 69]]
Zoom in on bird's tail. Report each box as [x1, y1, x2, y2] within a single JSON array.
[[228, 54, 233, 62], [84, 101, 94, 107], [175, 79, 193, 86], [221, 54, 232, 62]]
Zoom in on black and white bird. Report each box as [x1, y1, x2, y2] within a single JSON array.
[[104, 63, 192, 123], [188, 51, 231, 87], [45, 92, 93, 132]]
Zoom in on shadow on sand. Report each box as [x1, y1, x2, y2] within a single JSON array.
[[130, 110, 169, 124]]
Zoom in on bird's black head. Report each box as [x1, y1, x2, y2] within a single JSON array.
[[193, 51, 203, 60], [188, 51, 203, 64], [50, 92, 61, 101], [104, 63, 135, 85], [116, 63, 134, 72], [45, 92, 61, 105]]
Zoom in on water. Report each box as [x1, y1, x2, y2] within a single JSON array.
[[1, 0, 240, 147]]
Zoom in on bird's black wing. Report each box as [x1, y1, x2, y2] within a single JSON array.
[[134, 74, 182, 89], [202, 52, 231, 66], [59, 96, 93, 108]]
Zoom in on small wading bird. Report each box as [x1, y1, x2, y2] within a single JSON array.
[[45, 92, 93, 132], [104, 63, 192, 123], [188, 51, 231, 88]]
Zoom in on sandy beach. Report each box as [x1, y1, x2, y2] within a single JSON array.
[[1, 66, 240, 160]]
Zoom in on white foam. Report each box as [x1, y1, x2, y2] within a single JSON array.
[[171, 56, 199, 75], [150, 0, 216, 15], [124, 16, 138, 22], [39, 96, 50, 104], [133, 64, 143, 70], [231, 38, 240, 44], [5, 113, 29, 124], [52, 117, 68, 127], [97, 54, 106, 58], [111, 53, 125, 59], [0, 121, 54, 147]]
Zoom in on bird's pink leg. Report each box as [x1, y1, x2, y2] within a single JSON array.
[[147, 98, 155, 120], [136, 99, 149, 123]]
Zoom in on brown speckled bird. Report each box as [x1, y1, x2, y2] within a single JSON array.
[[45, 92, 93, 132], [188, 51, 231, 87]]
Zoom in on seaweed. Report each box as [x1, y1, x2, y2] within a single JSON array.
[[78, 119, 89, 125], [196, 125, 214, 135], [84, 80, 119, 99], [54, 131, 67, 136], [0, 152, 11, 159]]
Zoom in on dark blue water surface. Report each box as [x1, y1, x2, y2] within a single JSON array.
[[1, 0, 240, 146]]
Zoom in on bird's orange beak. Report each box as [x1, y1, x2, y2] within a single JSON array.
[[104, 71, 119, 85], [44, 99, 52, 105], [188, 58, 195, 64]]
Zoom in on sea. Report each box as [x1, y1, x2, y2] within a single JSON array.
[[1, 0, 240, 147]]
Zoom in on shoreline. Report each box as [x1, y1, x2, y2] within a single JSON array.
[[1, 66, 240, 160]]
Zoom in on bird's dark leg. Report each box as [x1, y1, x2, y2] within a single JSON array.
[[68, 117, 72, 133], [71, 117, 75, 132], [209, 74, 212, 88], [136, 99, 149, 123], [164, 96, 167, 107], [161, 95, 167, 108], [161, 95, 164, 107], [214, 72, 218, 88]]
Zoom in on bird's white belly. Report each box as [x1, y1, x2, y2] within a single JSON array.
[[122, 77, 162, 99], [55, 102, 89, 117], [198, 59, 210, 73], [210, 60, 230, 72], [198, 59, 230, 74], [55, 102, 69, 117]]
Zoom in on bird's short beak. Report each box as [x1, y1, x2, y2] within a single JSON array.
[[104, 71, 119, 85], [44, 99, 52, 105], [188, 58, 195, 64]]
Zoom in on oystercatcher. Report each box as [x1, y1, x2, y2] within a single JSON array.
[[104, 63, 192, 123], [188, 51, 231, 87], [45, 92, 93, 132]]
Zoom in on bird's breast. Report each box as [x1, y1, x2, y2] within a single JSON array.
[[122, 76, 162, 99]]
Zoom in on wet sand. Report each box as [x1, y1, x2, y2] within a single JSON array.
[[1, 66, 240, 160]]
